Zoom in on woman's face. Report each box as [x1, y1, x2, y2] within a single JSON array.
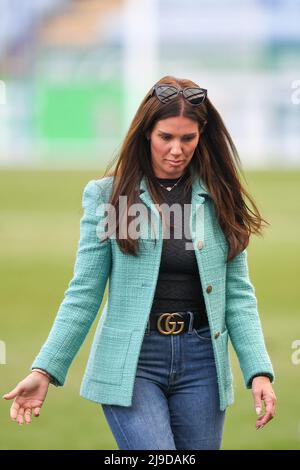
[[147, 116, 200, 178]]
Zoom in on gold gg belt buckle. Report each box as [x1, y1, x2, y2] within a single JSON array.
[[157, 312, 185, 335]]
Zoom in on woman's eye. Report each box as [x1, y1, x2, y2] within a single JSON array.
[[161, 136, 193, 141]]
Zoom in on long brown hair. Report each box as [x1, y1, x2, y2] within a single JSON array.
[[101, 75, 269, 262]]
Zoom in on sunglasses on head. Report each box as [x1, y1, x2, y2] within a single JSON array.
[[150, 83, 207, 106]]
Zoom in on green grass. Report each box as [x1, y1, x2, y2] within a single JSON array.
[[0, 169, 299, 449]]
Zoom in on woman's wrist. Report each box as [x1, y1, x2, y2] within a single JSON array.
[[32, 368, 52, 381], [250, 374, 272, 386]]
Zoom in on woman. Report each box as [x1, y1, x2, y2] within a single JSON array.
[[3, 76, 276, 450]]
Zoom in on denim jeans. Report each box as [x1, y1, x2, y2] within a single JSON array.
[[101, 311, 226, 450]]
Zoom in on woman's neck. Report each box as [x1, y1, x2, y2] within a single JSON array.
[[155, 169, 188, 181]]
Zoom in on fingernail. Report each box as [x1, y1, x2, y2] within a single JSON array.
[[255, 407, 261, 415]]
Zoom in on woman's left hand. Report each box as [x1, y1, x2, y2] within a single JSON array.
[[251, 376, 277, 430]]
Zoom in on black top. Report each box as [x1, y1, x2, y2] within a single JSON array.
[[149, 170, 208, 326]]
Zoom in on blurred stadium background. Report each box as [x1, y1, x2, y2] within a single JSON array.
[[0, 0, 299, 450]]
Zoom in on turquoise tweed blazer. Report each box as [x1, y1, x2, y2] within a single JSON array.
[[31, 170, 275, 411]]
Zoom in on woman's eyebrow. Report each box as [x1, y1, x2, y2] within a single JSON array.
[[158, 131, 198, 137]]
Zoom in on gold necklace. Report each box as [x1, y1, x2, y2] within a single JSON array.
[[157, 172, 186, 192]]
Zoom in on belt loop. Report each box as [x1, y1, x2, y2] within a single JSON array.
[[187, 311, 194, 333]]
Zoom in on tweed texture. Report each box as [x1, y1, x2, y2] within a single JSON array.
[[31, 171, 275, 411]]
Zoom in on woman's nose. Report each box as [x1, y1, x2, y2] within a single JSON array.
[[170, 142, 182, 155]]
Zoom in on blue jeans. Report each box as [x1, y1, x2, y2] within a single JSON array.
[[101, 311, 226, 450]]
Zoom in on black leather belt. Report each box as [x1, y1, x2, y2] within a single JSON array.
[[147, 311, 208, 335]]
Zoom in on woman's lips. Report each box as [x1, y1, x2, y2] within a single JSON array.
[[167, 160, 184, 166]]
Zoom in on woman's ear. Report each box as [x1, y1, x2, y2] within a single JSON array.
[[145, 131, 150, 141]]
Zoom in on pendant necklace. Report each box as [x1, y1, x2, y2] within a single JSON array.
[[156, 172, 186, 192]]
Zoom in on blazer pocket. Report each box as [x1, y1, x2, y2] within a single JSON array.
[[90, 325, 133, 385], [220, 327, 228, 342]]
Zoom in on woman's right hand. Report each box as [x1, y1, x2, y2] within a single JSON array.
[[2, 371, 50, 425]]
